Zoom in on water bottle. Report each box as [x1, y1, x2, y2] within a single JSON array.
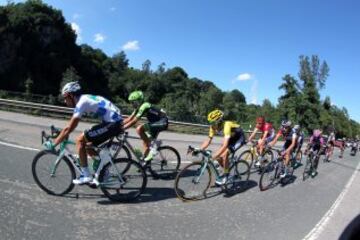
[[92, 157, 101, 172]]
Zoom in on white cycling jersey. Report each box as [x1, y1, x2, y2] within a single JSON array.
[[73, 94, 122, 123]]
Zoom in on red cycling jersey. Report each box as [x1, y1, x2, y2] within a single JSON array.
[[257, 122, 274, 137]]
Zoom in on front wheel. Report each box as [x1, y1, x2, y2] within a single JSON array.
[[32, 150, 75, 195], [225, 160, 250, 194], [238, 150, 254, 168], [174, 161, 211, 201], [259, 161, 278, 191], [149, 146, 181, 179], [99, 158, 147, 202], [303, 156, 312, 181]]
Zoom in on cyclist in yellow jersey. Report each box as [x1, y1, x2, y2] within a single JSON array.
[[200, 109, 246, 185]]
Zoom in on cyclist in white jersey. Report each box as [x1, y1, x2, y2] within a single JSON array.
[[43, 82, 123, 184]]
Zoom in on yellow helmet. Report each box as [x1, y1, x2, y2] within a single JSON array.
[[207, 109, 224, 124]]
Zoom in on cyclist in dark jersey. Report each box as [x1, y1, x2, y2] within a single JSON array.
[[269, 120, 298, 178], [124, 91, 168, 164]]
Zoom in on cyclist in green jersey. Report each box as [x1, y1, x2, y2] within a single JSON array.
[[123, 91, 168, 165]]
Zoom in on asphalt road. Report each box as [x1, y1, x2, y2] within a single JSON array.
[[1, 111, 360, 240]]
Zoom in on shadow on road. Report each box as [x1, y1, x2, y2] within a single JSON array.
[[223, 180, 257, 198], [340, 214, 360, 240], [96, 187, 177, 205]]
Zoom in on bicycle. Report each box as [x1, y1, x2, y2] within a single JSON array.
[[31, 125, 147, 202], [238, 140, 274, 170], [259, 148, 294, 191], [112, 132, 181, 179], [323, 144, 333, 162], [174, 145, 250, 201], [303, 148, 321, 181]]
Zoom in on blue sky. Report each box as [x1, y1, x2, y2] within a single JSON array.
[[2, 0, 360, 122]]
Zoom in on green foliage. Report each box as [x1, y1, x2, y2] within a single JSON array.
[[0, 1, 358, 137]]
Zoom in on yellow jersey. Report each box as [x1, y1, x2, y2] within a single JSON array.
[[209, 121, 240, 138]]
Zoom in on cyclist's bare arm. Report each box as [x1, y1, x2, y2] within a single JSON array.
[[123, 115, 139, 130], [213, 137, 230, 159], [259, 130, 268, 144], [200, 137, 212, 150], [269, 133, 281, 147], [248, 128, 258, 142], [53, 117, 80, 146]]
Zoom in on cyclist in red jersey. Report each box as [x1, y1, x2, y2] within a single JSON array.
[[248, 116, 275, 166]]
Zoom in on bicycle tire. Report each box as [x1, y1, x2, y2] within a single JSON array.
[[99, 158, 147, 202], [149, 146, 181, 179], [259, 161, 278, 191], [32, 150, 75, 195], [238, 150, 254, 168], [174, 161, 212, 201], [225, 160, 250, 193], [263, 149, 274, 165], [303, 156, 312, 181], [110, 142, 131, 159]]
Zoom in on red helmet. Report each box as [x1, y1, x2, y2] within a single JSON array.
[[256, 116, 265, 125]]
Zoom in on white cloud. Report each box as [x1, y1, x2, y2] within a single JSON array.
[[122, 40, 140, 51], [94, 33, 106, 43], [236, 73, 253, 81], [109, 7, 116, 11], [71, 22, 82, 42]]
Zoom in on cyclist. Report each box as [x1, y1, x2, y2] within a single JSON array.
[[247, 116, 275, 166], [43, 82, 123, 184], [293, 124, 304, 165], [123, 91, 168, 166], [339, 137, 346, 158], [305, 129, 325, 176], [269, 120, 298, 178], [325, 131, 336, 161], [199, 109, 246, 185]]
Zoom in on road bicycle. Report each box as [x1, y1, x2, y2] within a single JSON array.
[[174, 145, 250, 201], [303, 148, 321, 181], [238, 140, 274, 170], [112, 132, 181, 179], [259, 148, 294, 191], [31, 126, 147, 202]]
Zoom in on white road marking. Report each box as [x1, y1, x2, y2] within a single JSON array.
[[303, 157, 360, 240], [0, 140, 39, 152]]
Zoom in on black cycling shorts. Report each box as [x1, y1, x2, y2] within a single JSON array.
[[84, 121, 123, 146], [143, 117, 168, 139], [228, 128, 246, 152]]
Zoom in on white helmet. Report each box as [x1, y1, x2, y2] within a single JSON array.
[[61, 82, 81, 96]]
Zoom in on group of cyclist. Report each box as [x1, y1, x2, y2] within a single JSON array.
[[44, 81, 345, 186]]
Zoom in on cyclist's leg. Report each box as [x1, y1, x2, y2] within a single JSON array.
[[136, 124, 151, 157]]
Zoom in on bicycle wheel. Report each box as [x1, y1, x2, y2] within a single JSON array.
[[110, 142, 131, 159], [99, 158, 147, 202], [149, 146, 181, 179], [32, 150, 75, 195], [259, 161, 278, 191], [238, 150, 254, 168], [262, 149, 274, 165], [225, 160, 250, 193], [174, 161, 212, 201], [302, 156, 312, 181]]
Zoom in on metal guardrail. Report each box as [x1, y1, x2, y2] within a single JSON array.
[[0, 98, 263, 137]]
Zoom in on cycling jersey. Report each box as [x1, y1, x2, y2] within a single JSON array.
[[209, 121, 241, 138], [73, 95, 122, 123], [257, 122, 275, 137], [277, 127, 298, 142], [133, 102, 167, 123]]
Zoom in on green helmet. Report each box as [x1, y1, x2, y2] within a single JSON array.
[[128, 91, 144, 102]]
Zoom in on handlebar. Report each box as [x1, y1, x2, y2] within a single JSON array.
[[187, 145, 212, 157], [41, 125, 62, 144]]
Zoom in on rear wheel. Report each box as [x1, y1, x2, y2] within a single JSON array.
[[32, 150, 75, 195], [225, 160, 250, 194], [149, 146, 181, 179], [99, 158, 147, 202], [303, 156, 312, 181], [174, 162, 211, 201], [259, 161, 278, 191]]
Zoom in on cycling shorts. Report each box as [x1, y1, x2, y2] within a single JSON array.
[[84, 121, 123, 146], [143, 117, 168, 139], [228, 128, 246, 153]]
